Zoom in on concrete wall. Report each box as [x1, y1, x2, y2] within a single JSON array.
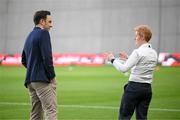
[[0, 0, 180, 54], [0, 0, 8, 53], [160, 0, 180, 53]]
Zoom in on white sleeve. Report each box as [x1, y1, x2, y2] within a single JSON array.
[[112, 50, 139, 73]]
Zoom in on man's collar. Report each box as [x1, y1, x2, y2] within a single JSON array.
[[34, 26, 42, 30]]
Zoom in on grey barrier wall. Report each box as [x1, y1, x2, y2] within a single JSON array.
[[0, 0, 180, 54]]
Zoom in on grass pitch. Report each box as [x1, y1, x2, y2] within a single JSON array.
[[0, 65, 180, 120]]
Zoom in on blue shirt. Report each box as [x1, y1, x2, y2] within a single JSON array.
[[22, 27, 55, 87]]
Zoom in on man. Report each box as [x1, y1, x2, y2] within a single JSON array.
[[105, 25, 158, 120], [22, 10, 57, 120]]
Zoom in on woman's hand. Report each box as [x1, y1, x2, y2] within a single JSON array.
[[104, 52, 115, 61], [119, 52, 128, 61]]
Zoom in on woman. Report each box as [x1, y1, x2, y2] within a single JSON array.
[[105, 25, 158, 120]]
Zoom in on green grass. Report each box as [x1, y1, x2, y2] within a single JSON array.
[[0, 65, 180, 120]]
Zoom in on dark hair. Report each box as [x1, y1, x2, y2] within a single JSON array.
[[33, 10, 51, 25]]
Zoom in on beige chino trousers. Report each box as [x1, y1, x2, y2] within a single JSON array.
[[28, 80, 57, 120]]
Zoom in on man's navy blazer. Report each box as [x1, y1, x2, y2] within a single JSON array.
[[22, 27, 55, 87]]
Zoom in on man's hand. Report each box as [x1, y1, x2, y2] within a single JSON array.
[[104, 52, 115, 61], [50, 78, 56, 83]]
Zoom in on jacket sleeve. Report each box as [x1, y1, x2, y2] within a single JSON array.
[[21, 50, 27, 68], [39, 30, 56, 80], [112, 50, 139, 73]]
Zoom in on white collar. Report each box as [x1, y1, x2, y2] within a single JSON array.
[[138, 43, 151, 49]]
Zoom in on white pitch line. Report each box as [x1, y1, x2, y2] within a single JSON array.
[[0, 102, 180, 112], [59, 104, 118, 110]]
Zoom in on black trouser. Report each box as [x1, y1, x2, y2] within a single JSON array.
[[119, 81, 152, 120]]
